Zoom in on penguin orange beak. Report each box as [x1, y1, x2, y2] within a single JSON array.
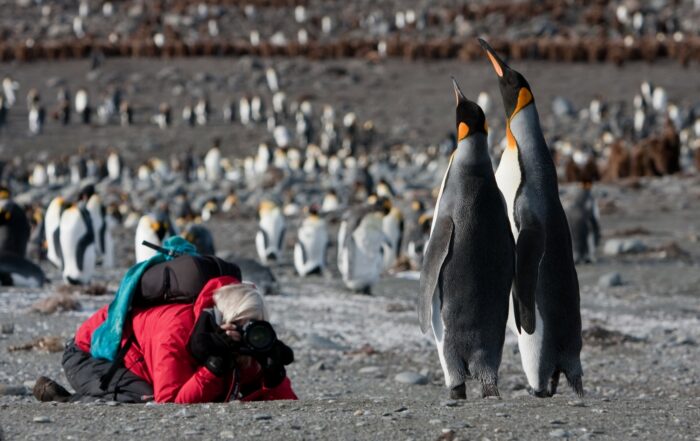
[[478, 38, 507, 78]]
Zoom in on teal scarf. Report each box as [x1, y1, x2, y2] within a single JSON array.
[[90, 236, 198, 361]]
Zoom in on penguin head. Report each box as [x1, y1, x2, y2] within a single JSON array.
[[478, 39, 534, 122], [452, 77, 488, 142], [0, 186, 10, 200], [150, 212, 171, 241]]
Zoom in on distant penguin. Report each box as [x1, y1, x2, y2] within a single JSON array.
[[0, 198, 31, 257], [419, 79, 515, 399], [564, 182, 601, 264], [266, 67, 279, 92], [255, 200, 286, 264], [45, 196, 69, 268], [406, 214, 431, 269], [0, 251, 46, 287], [28, 103, 45, 135], [381, 202, 403, 270], [239, 97, 251, 125], [337, 202, 387, 294], [85, 193, 114, 268], [106, 150, 122, 180], [75, 88, 91, 124], [134, 211, 175, 263], [59, 204, 96, 285], [204, 144, 222, 181], [294, 205, 328, 276], [321, 189, 340, 213], [181, 223, 216, 255], [481, 39, 583, 397]]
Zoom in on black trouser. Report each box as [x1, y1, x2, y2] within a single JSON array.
[[62, 339, 154, 403]]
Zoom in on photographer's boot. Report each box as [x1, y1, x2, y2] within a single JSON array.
[[32, 376, 72, 402]]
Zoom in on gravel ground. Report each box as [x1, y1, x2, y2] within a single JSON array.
[[1, 176, 700, 440]]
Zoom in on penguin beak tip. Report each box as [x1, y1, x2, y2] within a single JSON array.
[[451, 77, 466, 104]]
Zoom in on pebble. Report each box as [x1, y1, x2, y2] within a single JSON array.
[[549, 428, 570, 438], [568, 400, 586, 407], [603, 238, 646, 256], [394, 372, 429, 385], [441, 400, 460, 407], [358, 366, 382, 375], [254, 414, 272, 421], [1, 323, 14, 334], [598, 272, 623, 288], [429, 419, 442, 425], [219, 430, 235, 439], [106, 401, 120, 406], [33, 416, 51, 423]]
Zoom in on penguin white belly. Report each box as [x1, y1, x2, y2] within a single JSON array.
[[294, 223, 327, 276], [507, 294, 545, 391], [60, 208, 95, 285], [342, 222, 383, 288], [495, 147, 522, 237], [135, 218, 159, 263], [257, 214, 285, 263], [431, 288, 455, 387], [45, 198, 64, 268]]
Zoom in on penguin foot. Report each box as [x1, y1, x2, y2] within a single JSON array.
[[567, 375, 584, 398], [481, 382, 500, 399], [527, 386, 552, 398], [356, 286, 372, 295], [548, 370, 561, 396], [449, 384, 466, 400]]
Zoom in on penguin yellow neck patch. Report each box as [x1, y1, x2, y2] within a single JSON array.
[[457, 122, 470, 141], [506, 123, 516, 150], [512, 87, 533, 118]]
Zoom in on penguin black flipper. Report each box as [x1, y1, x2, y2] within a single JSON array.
[[75, 207, 95, 272], [297, 241, 307, 264], [278, 227, 286, 251], [258, 228, 270, 250], [514, 227, 545, 335], [418, 216, 453, 334]]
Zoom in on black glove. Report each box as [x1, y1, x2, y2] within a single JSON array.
[[188, 311, 238, 376], [254, 340, 294, 388]]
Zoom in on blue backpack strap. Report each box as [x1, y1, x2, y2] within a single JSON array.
[[90, 236, 198, 361]]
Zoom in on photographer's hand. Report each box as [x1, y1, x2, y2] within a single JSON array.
[[256, 340, 294, 388]]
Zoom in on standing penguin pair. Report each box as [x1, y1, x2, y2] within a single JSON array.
[[421, 41, 583, 399]]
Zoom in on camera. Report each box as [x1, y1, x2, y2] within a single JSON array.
[[236, 320, 277, 355]]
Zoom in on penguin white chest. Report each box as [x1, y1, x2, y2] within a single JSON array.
[[495, 147, 522, 238]]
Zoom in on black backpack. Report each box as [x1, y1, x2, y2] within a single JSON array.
[[132, 255, 242, 307]]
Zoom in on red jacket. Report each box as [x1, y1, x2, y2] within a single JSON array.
[[74, 276, 298, 403]]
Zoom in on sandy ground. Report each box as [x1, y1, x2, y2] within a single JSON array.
[[1, 174, 700, 440]]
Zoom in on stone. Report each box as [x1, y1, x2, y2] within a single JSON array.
[[254, 414, 272, 421], [1, 323, 14, 334], [603, 239, 646, 256], [441, 400, 460, 407], [358, 366, 381, 375], [33, 416, 51, 423], [219, 430, 235, 439], [549, 428, 570, 438], [394, 372, 429, 385], [598, 272, 623, 288]]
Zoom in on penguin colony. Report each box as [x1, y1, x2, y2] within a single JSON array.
[[2, 1, 700, 65]]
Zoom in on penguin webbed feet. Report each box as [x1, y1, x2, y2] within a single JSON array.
[[449, 383, 466, 400], [527, 385, 552, 398], [481, 381, 501, 399]]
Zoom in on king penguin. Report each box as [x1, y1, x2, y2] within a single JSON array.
[[59, 204, 96, 285], [419, 79, 515, 399], [337, 201, 387, 294], [255, 199, 286, 264], [45, 196, 69, 268], [564, 182, 600, 264], [134, 210, 175, 263], [294, 205, 329, 276], [0, 196, 31, 257], [480, 39, 584, 397]]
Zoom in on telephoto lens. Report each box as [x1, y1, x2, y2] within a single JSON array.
[[240, 320, 277, 353]]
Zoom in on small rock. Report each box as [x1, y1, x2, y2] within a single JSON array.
[[549, 428, 570, 438], [598, 272, 623, 288], [568, 400, 586, 407], [429, 419, 442, 425], [1, 323, 14, 334], [394, 372, 429, 385], [441, 400, 460, 407], [353, 410, 364, 416], [33, 416, 51, 423], [106, 401, 119, 406], [219, 430, 235, 439], [358, 366, 381, 375], [311, 361, 327, 371], [254, 414, 272, 421]]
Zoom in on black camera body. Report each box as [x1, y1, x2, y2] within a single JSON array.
[[236, 320, 278, 355]]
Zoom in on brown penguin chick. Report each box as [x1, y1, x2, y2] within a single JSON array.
[[652, 118, 681, 175], [603, 140, 631, 181]]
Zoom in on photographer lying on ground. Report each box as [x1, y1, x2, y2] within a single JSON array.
[[33, 249, 297, 403]]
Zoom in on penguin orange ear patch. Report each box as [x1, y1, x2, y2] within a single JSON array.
[[486, 51, 503, 77], [514, 87, 533, 116], [506, 124, 516, 150], [458, 122, 470, 141]]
